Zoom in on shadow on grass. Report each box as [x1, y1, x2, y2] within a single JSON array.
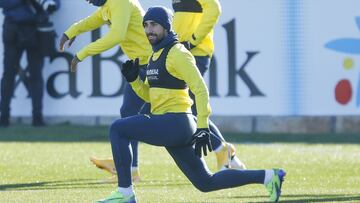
[[2, 179, 359, 202], [138, 180, 191, 187], [0, 124, 360, 144], [0, 179, 114, 191], [0, 178, 191, 191], [215, 194, 360, 203], [280, 194, 360, 202]]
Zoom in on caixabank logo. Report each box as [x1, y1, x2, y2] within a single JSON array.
[[325, 17, 360, 106]]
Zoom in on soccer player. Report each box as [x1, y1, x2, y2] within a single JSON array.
[[90, 0, 245, 182], [96, 6, 286, 203], [58, 0, 152, 181], [61, 0, 243, 182]]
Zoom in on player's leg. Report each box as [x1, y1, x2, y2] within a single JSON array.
[[91, 67, 148, 180], [110, 113, 195, 184], [99, 113, 194, 202], [166, 146, 286, 201], [90, 81, 143, 180], [119, 67, 147, 172], [101, 113, 192, 202], [129, 102, 150, 182]]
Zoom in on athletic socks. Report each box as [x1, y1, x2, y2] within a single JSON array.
[[118, 185, 134, 197], [263, 169, 275, 185]]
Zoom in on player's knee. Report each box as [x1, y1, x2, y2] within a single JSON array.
[[109, 119, 124, 139], [193, 183, 212, 193], [191, 179, 213, 193], [109, 121, 117, 140]]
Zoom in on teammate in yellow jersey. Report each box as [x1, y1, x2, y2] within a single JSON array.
[[59, 0, 151, 182]]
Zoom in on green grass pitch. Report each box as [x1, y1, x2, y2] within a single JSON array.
[[0, 125, 359, 202]]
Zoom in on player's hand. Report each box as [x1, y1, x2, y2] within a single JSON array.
[[121, 58, 140, 82], [180, 41, 195, 50], [70, 55, 81, 72], [59, 34, 76, 52], [192, 128, 213, 157]]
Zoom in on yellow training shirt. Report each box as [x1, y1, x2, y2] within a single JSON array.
[[64, 0, 151, 65], [172, 0, 221, 57], [130, 43, 211, 128]]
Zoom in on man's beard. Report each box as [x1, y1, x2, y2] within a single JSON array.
[[147, 33, 163, 45]]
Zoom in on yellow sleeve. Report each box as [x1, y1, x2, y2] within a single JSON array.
[[75, 1, 132, 61], [64, 9, 105, 40], [167, 45, 211, 128], [190, 0, 221, 45], [130, 77, 150, 103]]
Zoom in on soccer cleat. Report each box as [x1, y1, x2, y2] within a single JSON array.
[[97, 191, 136, 203], [90, 157, 117, 175], [90, 157, 141, 183], [216, 143, 246, 170], [266, 169, 286, 202]]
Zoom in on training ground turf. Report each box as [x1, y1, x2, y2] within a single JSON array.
[[0, 125, 359, 202]]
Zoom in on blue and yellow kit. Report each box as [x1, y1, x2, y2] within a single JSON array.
[[130, 42, 211, 128], [64, 0, 151, 65], [109, 41, 267, 193]]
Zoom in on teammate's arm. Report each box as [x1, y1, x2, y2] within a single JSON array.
[[64, 8, 105, 40], [190, 0, 221, 46], [75, 1, 131, 61], [60, 9, 105, 52]]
